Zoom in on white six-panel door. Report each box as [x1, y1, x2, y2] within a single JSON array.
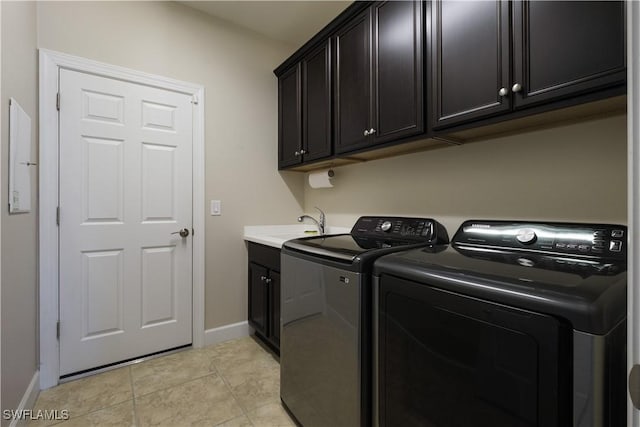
[[58, 69, 193, 375]]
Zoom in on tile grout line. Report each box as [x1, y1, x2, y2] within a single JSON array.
[[129, 349, 222, 399], [214, 351, 292, 425], [129, 366, 141, 427], [210, 354, 256, 426]]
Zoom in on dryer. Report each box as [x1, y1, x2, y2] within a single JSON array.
[[373, 220, 627, 427]]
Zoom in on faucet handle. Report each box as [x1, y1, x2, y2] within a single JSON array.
[[314, 206, 325, 220]]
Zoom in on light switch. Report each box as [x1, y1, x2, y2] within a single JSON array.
[[211, 200, 221, 216]]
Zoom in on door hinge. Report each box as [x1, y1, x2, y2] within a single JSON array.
[[56, 206, 60, 226], [191, 96, 199, 105], [56, 321, 60, 340], [56, 93, 60, 111]]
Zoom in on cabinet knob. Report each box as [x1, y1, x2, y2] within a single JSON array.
[[363, 129, 370, 136], [294, 151, 300, 157], [498, 87, 509, 97], [300, 149, 306, 155], [260, 275, 267, 282], [512, 83, 522, 93], [265, 278, 272, 284], [369, 128, 376, 135]]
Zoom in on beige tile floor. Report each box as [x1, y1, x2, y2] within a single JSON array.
[[31, 337, 296, 427]]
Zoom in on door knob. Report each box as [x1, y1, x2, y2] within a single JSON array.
[[171, 228, 190, 238]]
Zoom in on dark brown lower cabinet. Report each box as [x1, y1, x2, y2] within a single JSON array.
[[247, 242, 281, 353]]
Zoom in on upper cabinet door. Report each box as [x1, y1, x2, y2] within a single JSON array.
[[278, 64, 302, 168], [431, 0, 511, 129], [512, 0, 626, 108], [372, 0, 424, 144], [334, 9, 372, 154], [303, 42, 332, 162]]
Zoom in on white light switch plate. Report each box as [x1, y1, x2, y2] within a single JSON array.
[[211, 200, 221, 216]]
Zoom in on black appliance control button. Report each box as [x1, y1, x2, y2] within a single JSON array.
[[610, 240, 623, 252], [612, 229, 624, 238], [517, 257, 535, 267], [592, 247, 604, 253], [578, 245, 590, 252], [555, 243, 566, 249], [380, 221, 392, 232], [516, 228, 537, 244], [594, 230, 608, 237], [592, 239, 606, 248], [567, 244, 578, 250]]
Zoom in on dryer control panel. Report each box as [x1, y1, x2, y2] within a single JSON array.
[[454, 220, 627, 259]]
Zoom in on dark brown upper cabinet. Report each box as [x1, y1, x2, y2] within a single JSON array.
[[432, 0, 625, 130], [277, 41, 332, 169], [512, 1, 626, 108], [302, 42, 333, 163], [278, 65, 302, 168], [431, 1, 511, 129], [335, 1, 424, 154]]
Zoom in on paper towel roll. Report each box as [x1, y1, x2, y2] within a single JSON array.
[[308, 169, 334, 189]]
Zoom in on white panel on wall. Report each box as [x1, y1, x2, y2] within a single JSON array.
[[142, 142, 176, 222], [82, 250, 124, 339], [9, 98, 33, 213], [82, 89, 124, 125], [141, 246, 176, 327], [82, 136, 124, 223], [142, 101, 176, 132]]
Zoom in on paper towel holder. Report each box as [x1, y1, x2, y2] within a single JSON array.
[[308, 169, 335, 189]]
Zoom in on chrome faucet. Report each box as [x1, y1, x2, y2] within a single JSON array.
[[298, 207, 326, 235]]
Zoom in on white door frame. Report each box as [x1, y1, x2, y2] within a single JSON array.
[[38, 49, 205, 389]]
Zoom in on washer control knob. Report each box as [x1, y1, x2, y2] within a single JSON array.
[[516, 228, 537, 244], [381, 221, 392, 232]]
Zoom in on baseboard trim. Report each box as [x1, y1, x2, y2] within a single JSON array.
[[9, 371, 40, 427], [204, 321, 252, 347]]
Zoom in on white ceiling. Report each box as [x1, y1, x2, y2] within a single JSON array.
[[181, 1, 351, 47]]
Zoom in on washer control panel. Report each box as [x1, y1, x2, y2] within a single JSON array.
[[454, 220, 627, 259], [350, 216, 448, 244]]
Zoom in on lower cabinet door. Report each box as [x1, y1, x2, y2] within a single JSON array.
[[269, 271, 281, 349], [248, 262, 269, 337]]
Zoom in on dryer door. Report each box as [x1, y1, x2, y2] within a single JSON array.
[[376, 274, 572, 427]]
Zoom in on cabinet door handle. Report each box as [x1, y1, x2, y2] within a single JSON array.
[[363, 129, 370, 136], [260, 275, 267, 282], [300, 149, 306, 155], [294, 151, 300, 157], [369, 128, 376, 135], [265, 278, 272, 284], [511, 83, 522, 93], [498, 87, 509, 97]]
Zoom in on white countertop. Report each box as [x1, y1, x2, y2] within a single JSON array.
[[244, 224, 351, 248]]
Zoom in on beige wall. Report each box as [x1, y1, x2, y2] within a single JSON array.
[[37, 1, 305, 330], [1, 0, 38, 421], [305, 114, 628, 235]]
